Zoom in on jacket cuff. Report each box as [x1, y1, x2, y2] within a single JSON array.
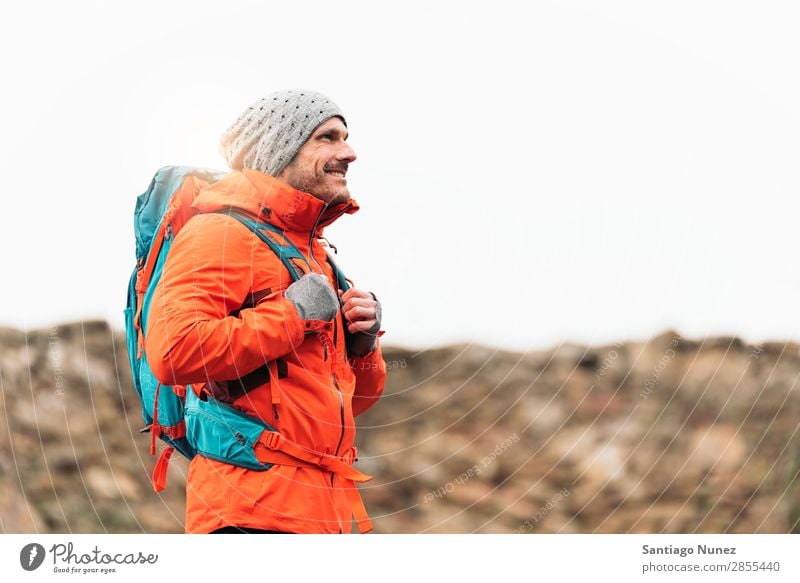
[[349, 334, 385, 362], [278, 296, 308, 348]]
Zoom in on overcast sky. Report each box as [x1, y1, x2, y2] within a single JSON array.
[[1, 1, 798, 351]]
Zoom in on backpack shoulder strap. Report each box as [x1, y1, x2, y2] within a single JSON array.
[[325, 252, 351, 292], [221, 210, 352, 292], [222, 210, 308, 282]]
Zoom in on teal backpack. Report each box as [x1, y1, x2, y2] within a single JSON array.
[[124, 166, 351, 491]]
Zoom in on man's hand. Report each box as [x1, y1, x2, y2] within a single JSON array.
[[285, 273, 339, 322], [338, 288, 380, 333], [339, 288, 382, 356]]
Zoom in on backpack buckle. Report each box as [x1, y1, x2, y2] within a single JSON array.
[[262, 431, 282, 450], [342, 447, 357, 464]]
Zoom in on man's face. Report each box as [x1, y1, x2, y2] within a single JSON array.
[[277, 117, 356, 206]]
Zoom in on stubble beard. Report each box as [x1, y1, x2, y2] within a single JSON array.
[[310, 172, 351, 206], [282, 166, 350, 205]]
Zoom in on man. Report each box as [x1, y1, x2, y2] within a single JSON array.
[[145, 89, 386, 534]]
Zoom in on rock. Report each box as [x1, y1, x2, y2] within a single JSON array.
[[0, 478, 45, 532], [1, 323, 798, 534], [85, 466, 140, 500]]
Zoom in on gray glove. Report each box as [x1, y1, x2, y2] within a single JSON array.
[[285, 273, 339, 321], [346, 293, 382, 357]]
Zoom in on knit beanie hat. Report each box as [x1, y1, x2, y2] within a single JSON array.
[[219, 89, 345, 177]]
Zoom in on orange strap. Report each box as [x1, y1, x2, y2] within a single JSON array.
[[255, 431, 374, 533], [152, 446, 174, 493], [267, 360, 281, 421], [345, 481, 373, 534], [134, 221, 169, 358], [148, 383, 186, 492], [133, 280, 145, 358], [256, 432, 371, 482]]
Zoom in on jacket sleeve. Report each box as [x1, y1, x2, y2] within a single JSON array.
[[145, 213, 306, 386], [349, 340, 387, 417]]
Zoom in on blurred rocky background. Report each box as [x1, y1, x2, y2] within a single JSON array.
[[1, 321, 799, 533]]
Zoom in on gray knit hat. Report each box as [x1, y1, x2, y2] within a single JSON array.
[[219, 89, 345, 177]]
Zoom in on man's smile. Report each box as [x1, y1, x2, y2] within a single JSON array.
[[325, 168, 347, 179]]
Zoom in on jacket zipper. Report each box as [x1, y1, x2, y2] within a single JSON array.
[[330, 285, 346, 461], [307, 201, 353, 274], [308, 204, 346, 481], [308, 206, 326, 274], [331, 375, 345, 482]]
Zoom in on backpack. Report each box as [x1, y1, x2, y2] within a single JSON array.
[[123, 166, 352, 492]]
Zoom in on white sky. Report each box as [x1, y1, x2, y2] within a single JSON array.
[[0, 1, 798, 351]]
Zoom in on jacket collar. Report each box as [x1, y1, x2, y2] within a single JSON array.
[[192, 169, 359, 235], [244, 169, 359, 233]]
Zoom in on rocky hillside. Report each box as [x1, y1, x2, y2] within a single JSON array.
[[1, 322, 799, 533]]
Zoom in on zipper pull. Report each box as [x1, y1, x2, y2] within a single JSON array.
[[319, 236, 338, 254]]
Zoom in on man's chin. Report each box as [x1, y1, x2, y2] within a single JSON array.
[[326, 189, 351, 207], [300, 184, 349, 205]]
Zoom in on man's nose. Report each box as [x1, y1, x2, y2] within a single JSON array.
[[337, 141, 357, 163]]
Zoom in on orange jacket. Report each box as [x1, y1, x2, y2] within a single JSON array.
[[145, 169, 386, 533]]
